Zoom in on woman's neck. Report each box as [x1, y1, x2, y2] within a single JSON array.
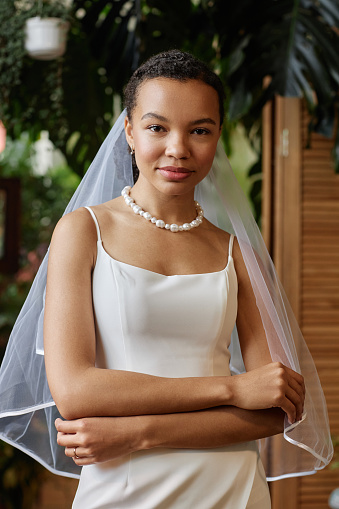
[[130, 180, 197, 225]]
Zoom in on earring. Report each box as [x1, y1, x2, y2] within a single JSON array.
[[130, 146, 135, 155]]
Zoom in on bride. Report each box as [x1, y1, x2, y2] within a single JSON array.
[[0, 50, 332, 509]]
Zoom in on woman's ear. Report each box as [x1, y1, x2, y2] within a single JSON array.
[[124, 116, 134, 149]]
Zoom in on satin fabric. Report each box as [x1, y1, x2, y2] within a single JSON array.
[[71, 207, 271, 509]]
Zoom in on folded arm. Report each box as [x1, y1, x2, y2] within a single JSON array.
[[45, 212, 304, 424], [44, 210, 231, 420], [56, 406, 285, 466]]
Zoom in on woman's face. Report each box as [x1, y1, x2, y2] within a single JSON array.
[[124, 78, 221, 196]]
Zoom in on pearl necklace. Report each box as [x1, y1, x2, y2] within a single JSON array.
[[121, 186, 204, 232]]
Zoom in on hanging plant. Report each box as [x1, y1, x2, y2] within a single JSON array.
[[0, 0, 72, 145], [21, 0, 71, 60], [25, 16, 70, 61]]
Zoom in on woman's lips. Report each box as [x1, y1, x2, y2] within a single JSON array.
[[158, 166, 193, 181]]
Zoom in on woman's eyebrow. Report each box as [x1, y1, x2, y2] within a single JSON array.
[[141, 112, 167, 121], [141, 112, 217, 126], [191, 118, 217, 126]]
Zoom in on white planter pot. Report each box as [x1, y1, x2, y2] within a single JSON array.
[[25, 17, 69, 60]]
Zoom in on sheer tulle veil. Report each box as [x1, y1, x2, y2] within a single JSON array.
[[0, 109, 333, 480]]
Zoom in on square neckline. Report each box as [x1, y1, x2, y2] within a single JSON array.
[[99, 240, 234, 278], [85, 206, 234, 278]]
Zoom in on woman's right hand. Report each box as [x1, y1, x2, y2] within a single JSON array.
[[228, 362, 305, 424], [56, 416, 147, 466]]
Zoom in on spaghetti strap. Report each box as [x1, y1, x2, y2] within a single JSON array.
[[84, 206, 102, 243], [228, 234, 234, 258]]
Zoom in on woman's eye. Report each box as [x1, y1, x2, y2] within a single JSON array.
[[148, 125, 165, 133], [192, 128, 210, 135]]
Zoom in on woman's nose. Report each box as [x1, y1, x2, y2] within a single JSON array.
[[164, 133, 190, 159]]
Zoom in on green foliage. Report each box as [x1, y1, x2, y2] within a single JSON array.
[[212, 0, 339, 134], [0, 277, 30, 335], [2, 0, 338, 176], [0, 1, 26, 118], [15, 0, 72, 19], [0, 132, 79, 506], [330, 436, 339, 470], [248, 160, 263, 226], [71, 0, 339, 180], [0, 133, 80, 251], [61, 26, 115, 174], [0, 133, 80, 335]]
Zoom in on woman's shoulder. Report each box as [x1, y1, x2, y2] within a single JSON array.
[[52, 207, 97, 241], [50, 199, 124, 263], [52, 196, 121, 233], [49, 208, 100, 269], [199, 220, 237, 270], [203, 218, 233, 246]]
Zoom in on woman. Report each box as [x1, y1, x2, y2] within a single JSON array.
[[0, 50, 332, 508]]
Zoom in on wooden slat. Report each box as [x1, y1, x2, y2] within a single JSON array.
[[299, 101, 339, 508], [262, 89, 273, 250], [269, 96, 301, 509]]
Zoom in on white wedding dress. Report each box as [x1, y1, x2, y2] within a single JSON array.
[[72, 207, 271, 509]]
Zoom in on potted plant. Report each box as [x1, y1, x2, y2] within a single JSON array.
[[0, 0, 73, 148], [25, 17, 69, 60], [24, 1, 71, 60]]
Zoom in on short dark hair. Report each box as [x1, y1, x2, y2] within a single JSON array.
[[124, 49, 225, 125]]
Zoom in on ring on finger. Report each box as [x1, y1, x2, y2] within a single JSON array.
[[74, 447, 80, 459]]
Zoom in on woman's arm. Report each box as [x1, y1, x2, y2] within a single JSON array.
[[56, 406, 285, 466], [233, 237, 305, 424], [45, 213, 304, 422], [44, 210, 229, 420]]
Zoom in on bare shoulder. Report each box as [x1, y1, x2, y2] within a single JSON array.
[[52, 206, 95, 233], [49, 207, 98, 269], [203, 222, 246, 280], [231, 236, 253, 287], [202, 218, 233, 249], [51, 207, 97, 245], [90, 196, 128, 225]]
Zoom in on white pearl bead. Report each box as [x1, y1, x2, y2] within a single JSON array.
[[121, 186, 204, 233], [132, 205, 141, 214]]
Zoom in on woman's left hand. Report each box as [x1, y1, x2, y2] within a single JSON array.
[[55, 416, 145, 466]]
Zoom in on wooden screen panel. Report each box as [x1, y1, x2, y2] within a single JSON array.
[[262, 96, 301, 509], [299, 103, 339, 508], [262, 97, 339, 508]]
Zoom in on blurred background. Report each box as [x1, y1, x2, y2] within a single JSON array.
[[0, 1, 338, 507]]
